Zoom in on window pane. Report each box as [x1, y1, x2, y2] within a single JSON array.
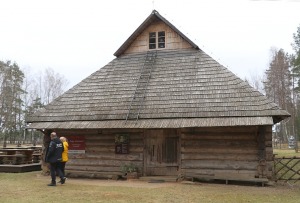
[[158, 31, 165, 37], [149, 38, 156, 43], [149, 44, 156, 49], [149, 32, 156, 49], [158, 31, 165, 49], [158, 43, 165, 48], [158, 37, 165, 42], [149, 32, 156, 38]]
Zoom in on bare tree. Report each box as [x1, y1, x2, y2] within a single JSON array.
[[42, 68, 69, 105], [245, 72, 265, 94], [21, 66, 69, 144]]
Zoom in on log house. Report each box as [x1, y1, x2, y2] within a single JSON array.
[[26, 10, 290, 182]]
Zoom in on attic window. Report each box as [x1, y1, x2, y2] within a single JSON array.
[[149, 31, 165, 49], [149, 32, 156, 49], [158, 31, 165, 48]]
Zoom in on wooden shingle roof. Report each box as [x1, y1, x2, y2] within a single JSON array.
[[27, 49, 289, 129]]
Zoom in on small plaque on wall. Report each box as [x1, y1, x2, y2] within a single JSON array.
[[115, 134, 129, 154]]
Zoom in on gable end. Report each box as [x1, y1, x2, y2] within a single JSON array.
[[114, 10, 199, 57]]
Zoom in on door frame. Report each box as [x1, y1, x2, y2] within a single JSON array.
[[143, 129, 180, 176]]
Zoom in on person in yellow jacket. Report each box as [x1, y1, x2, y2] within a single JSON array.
[[59, 137, 69, 177]]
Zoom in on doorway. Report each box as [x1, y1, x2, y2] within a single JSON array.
[[144, 129, 179, 176]]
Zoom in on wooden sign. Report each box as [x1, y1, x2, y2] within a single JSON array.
[[66, 136, 85, 154]]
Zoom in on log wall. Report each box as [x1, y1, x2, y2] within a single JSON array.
[[55, 129, 144, 179], [180, 126, 273, 180], [53, 125, 273, 180]]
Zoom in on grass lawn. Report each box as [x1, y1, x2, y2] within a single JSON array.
[[273, 142, 300, 158], [273, 149, 300, 158], [0, 171, 300, 203]]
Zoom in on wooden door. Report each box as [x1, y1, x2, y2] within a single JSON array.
[[144, 129, 179, 176]]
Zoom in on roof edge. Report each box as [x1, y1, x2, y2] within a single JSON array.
[[27, 117, 275, 130]]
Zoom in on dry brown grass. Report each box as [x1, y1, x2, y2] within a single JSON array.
[[0, 171, 300, 203]]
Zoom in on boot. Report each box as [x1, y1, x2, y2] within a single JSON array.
[[47, 181, 56, 186], [60, 177, 67, 184]]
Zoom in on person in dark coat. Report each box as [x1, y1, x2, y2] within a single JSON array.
[[45, 132, 66, 186]]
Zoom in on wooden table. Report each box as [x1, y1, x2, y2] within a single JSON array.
[[0, 148, 35, 164], [0, 154, 26, 165]]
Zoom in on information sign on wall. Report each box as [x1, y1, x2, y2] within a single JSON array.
[[66, 136, 85, 154]]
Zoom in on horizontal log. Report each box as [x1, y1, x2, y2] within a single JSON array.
[[86, 137, 114, 141], [181, 153, 259, 161], [265, 147, 272, 154], [181, 160, 258, 170], [182, 140, 258, 148], [85, 140, 144, 146], [101, 129, 143, 134], [68, 159, 143, 167], [181, 133, 256, 140], [57, 129, 98, 136], [181, 147, 258, 154], [265, 141, 272, 147], [66, 170, 124, 179], [181, 169, 257, 177], [86, 146, 143, 153], [83, 153, 143, 161], [85, 133, 143, 140], [66, 165, 122, 172], [181, 126, 258, 134]]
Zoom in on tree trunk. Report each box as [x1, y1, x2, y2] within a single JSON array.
[[41, 131, 51, 175]]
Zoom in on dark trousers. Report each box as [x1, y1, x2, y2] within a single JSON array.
[[50, 162, 64, 183], [58, 162, 66, 177]]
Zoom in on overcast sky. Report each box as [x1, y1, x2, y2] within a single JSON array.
[[0, 0, 300, 88]]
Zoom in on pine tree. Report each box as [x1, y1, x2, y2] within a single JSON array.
[[264, 48, 293, 142], [0, 61, 25, 143]]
